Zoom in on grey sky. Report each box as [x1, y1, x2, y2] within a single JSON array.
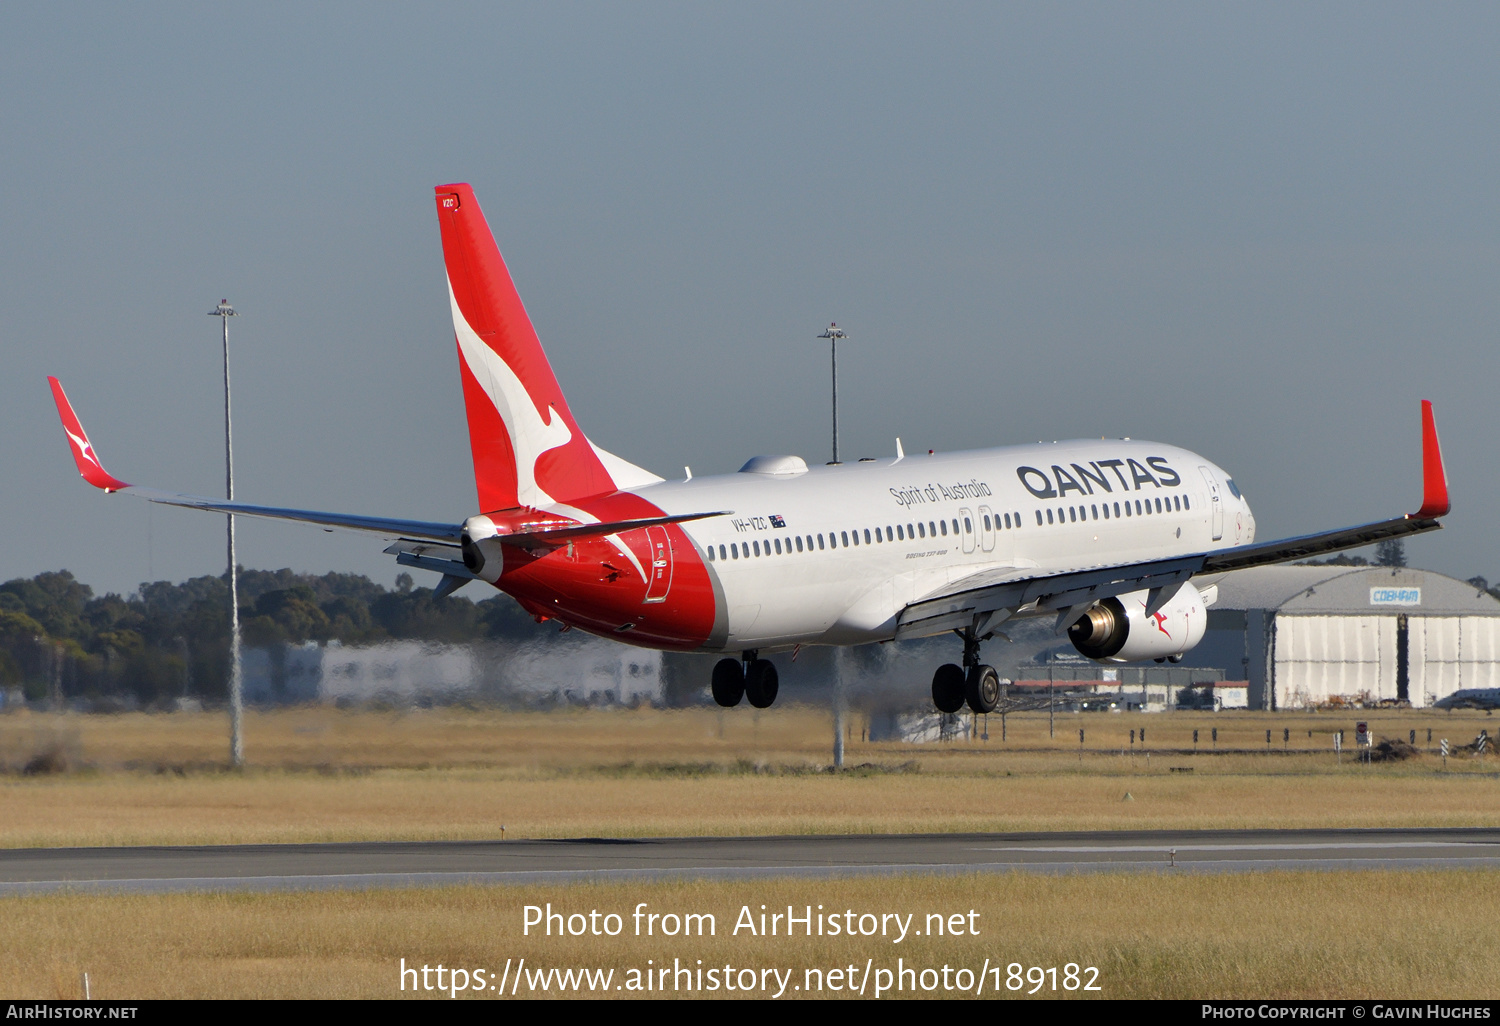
[[3, 3, 1496, 597]]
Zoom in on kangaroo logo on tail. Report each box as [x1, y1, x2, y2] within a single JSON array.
[[435, 184, 659, 513]]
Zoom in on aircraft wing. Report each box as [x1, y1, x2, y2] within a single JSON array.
[[895, 555, 1206, 639], [897, 400, 1450, 640], [50, 377, 729, 555], [50, 376, 464, 543]]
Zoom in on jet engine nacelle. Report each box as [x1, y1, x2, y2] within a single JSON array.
[[459, 514, 502, 584], [1067, 585, 1208, 663]]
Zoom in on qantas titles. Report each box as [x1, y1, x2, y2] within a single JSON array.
[[1017, 457, 1182, 500]]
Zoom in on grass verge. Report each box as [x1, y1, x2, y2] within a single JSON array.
[[4, 870, 1498, 999], [1, 706, 1497, 847]]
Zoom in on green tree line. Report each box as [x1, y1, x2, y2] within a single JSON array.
[[0, 568, 542, 706]]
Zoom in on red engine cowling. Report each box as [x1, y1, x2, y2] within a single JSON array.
[[1067, 586, 1208, 663]]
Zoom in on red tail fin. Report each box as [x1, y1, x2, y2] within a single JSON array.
[[435, 184, 617, 511]]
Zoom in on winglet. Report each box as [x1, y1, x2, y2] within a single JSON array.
[[47, 377, 130, 492], [1413, 399, 1449, 519]]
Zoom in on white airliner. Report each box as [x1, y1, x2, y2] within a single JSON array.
[[49, 183, 1452, 714], [1433, 689, 1500, 711]]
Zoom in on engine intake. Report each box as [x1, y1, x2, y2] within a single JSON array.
[[1068, 598, 1129, 659], [458, 514, 499, 579], [1066, 586, 1208, 663], [460, 532, 485, 574]]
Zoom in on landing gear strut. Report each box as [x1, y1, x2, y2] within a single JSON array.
[[712, 651, 779, 708], [931, 626, 1001, 714]]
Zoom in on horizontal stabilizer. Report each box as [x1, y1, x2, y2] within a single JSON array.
[[476, 508, 731, 549]]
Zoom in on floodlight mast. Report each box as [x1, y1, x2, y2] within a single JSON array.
[[817, 323, 849, 465], [209, 299, 243, 768], [816, 322, 851, 768]]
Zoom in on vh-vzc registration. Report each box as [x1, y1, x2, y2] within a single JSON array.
[[49, 184, 1451, 714]]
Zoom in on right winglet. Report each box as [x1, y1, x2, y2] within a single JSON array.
[[1413, 399, 1449, 519], [48, 377, 131, 493]]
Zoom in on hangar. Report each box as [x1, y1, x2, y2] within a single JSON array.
[[1195, 565, 1500, 709]]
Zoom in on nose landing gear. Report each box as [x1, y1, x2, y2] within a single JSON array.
[[931, 625, 1001, 714], [712, 652, 779, 708]]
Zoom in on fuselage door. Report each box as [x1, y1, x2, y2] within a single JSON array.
[[643, 525, 673, 603], [959, 507, 976, 554], [1199, 467, 1224, 541], [977, 504, 996, 553]]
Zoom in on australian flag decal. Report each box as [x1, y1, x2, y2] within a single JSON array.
[[769, 515, 786, 528]]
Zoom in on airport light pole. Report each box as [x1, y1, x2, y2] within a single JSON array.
[[819, 322, 851, 766], [209, 299, 244, 768], [832, 650, 845, 770], [817, 321, 852, 763], [817, 324, 849, 464]]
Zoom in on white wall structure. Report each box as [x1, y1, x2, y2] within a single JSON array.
[[241, 636, 663, 707], [1274, 615, 1396, 708], [1200, 566, 1500, 709], [320, 642, 480, 706], [500, 642, 662, 706], [1409, 616, 1500, 703]]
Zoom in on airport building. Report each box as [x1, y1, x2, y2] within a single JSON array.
[[1194, 565, 1500, 709], [241, 638, 663, 707]]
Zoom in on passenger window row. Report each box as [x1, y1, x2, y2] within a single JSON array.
[[704, 490, 1199, 560], [703, 507, 1025, 562], [1034, 493, 1189, 526]]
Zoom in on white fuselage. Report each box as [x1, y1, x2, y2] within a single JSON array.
[[629, 439, 1254, 653]]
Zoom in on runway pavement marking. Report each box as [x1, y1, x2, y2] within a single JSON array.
[[7, 854, 1500, 896]]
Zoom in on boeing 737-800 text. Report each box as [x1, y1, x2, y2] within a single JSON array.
[[49, 183, 1451, 714]]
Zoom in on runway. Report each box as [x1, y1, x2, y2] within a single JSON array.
[[3, 828, 1499, 895]]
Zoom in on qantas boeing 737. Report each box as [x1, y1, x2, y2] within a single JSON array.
[[49, 183, 1452, 714]]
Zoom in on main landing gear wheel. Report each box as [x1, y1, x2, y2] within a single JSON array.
[[745, 659, 779, 709], [966, 664, 1001, 714], [711, 658, 745, 707], [931, 663, 966, 714]]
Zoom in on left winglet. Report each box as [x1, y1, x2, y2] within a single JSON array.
[[1413, 399, 1449, 519], [48, 375, 461, 542], [48, 377, 131, 493]]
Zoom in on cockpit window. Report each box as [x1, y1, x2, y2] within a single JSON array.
[[1226, 478, 1242, 499]]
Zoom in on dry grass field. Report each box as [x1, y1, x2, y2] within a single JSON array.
[[0, 705, 1496, 848], [5, 870, 1499, 999]]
